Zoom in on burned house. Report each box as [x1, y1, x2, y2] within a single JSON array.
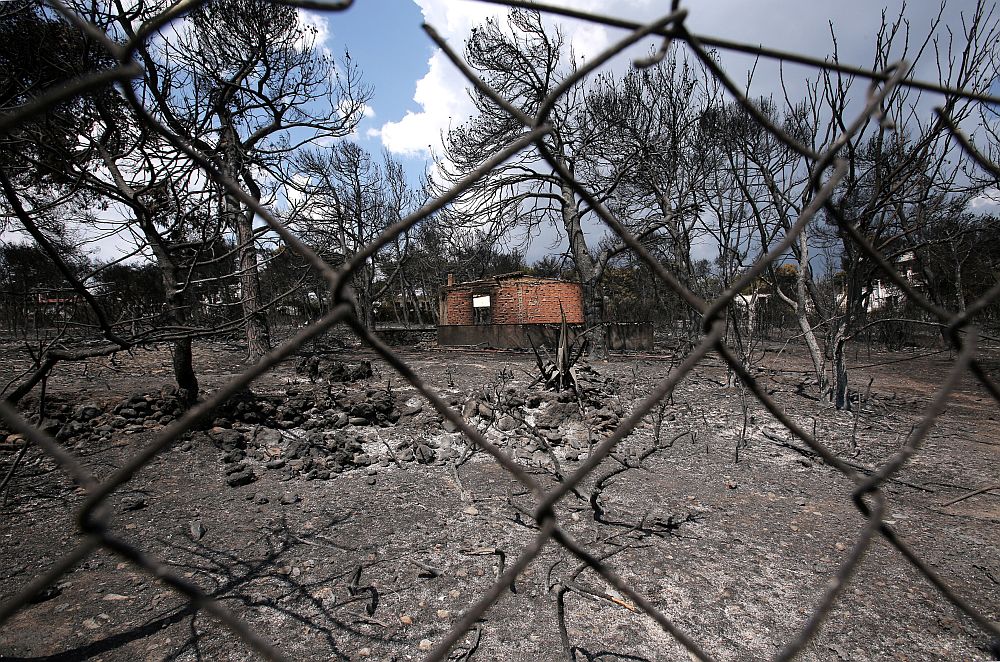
[[437, 272, 652, 350]]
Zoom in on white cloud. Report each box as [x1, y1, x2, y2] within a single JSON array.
[[297, 10, 332, 57], [376, 1, 672, 158], [379, 49, 474, 158]]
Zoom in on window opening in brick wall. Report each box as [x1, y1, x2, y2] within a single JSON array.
[[472, 294, 492, 325]]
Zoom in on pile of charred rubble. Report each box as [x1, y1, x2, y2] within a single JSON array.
[[0, 355, 629, 490]]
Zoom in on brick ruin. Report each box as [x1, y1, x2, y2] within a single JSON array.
[[439, 272, 584, 327], [437, 272, 652, 350]]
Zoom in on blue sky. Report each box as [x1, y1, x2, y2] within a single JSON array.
[[312, 1, 432, 175]]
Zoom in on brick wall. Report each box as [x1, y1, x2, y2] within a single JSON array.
[[443, 289, 474, 325], [440, 277, 584, 326], [516, 280, 584, 324]]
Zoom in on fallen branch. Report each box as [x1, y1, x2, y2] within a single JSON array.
[[759, 430, 935, 493], [941, 484, 999, 507]]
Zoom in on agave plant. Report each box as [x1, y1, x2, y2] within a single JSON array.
[[529, 306, 587, 393]]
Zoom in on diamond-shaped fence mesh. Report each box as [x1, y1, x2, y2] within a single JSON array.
[[1, 1, 999, 660]]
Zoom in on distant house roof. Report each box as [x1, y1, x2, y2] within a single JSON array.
[[441, 272, 574, 291]]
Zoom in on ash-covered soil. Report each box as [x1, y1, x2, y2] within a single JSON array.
[[1, 335, 998, 661]]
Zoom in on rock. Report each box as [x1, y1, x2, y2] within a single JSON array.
[[327, 360, 373, 383], [190, 520, 207, 541], [224, 461, 248, 475], [348, 417, 370, 426], [252, 492, 269, 504], [330, 412, 350, 428], [414, 444, 435, 464], [399, 614, 413, 625], [254, 427, 283, 447], [418, 639, 433, 651], [462, 399, 478, 419], [349, 402, 375, 420], [73, 404, 101, 422], [56, 420, 85, 441], [121, 496, 146, 512], [209, 427, 245, 449], [477, 402, 494, 419], [280, 492, 301, 505], [496, 415, 518, 432], [462, 505, 479, 516], [436, 609, 450, 619], [441, 419, 459, 433], [226, 469, 255, 487], [400, 403, 423, 417]]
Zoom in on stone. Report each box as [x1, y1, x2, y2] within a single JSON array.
[[414, 444, 435, 464], [226, 469, 255, 487], [190, 520, 207, 541], [441, 419, 459, 433], [224, 461, 248, 475], [209, 428, 245, 449], [280, 493, 301, 505], [400, 403, 422, 417], [349, 402, 376, 420], [496, 415, 518, 432], [73, 404, 101, 422], [121, 496, 146, 512], [327, 360, 373, 383], [255, 428, 283, 446], [348, 417, 369, 426], [399, 614, 413, 625], [435, 609, 450, 619], [418, 639, 433, 651]]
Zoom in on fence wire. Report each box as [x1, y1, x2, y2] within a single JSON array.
[[1, 1, 999, 661]]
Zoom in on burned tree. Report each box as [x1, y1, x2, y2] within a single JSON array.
[[150, 0, 372, 361]]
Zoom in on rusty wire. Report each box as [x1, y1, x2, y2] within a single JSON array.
[[1, 1, 999, 661]]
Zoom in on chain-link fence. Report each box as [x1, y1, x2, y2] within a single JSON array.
[[2, 1, 999, 660]]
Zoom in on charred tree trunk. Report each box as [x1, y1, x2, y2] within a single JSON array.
[[832, 324, 850, 410], [220, 115, 270, 363], [139, 215, 199, 403], [559, 179, 604, 356]]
